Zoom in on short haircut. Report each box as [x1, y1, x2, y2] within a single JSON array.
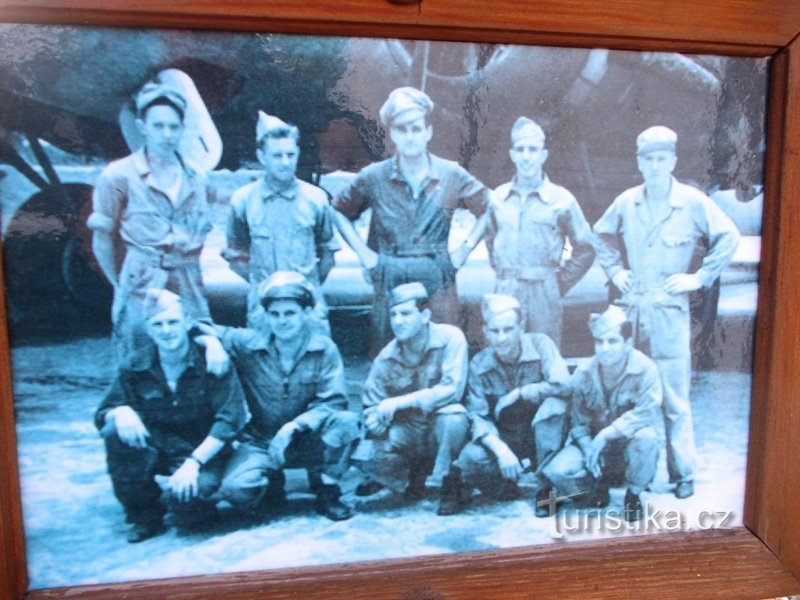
[[139, 97, 185, 122], [258, 124, 300, 149]]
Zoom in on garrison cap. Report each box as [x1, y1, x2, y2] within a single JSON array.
[[588, 305, 629, 338], [135, 83, 187, 118], [511, 117, 546, 145], [481, 293, 521, 321], [256, 111, 298, 143], [258, 271, 315, 309], [636, 126, 677, 156], [389, 282, 429, 307], [143, 288, 183, 320], [379, 87, 434, 127]]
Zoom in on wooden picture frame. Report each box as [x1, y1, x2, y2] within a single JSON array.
[[1, 1, 799, 598]]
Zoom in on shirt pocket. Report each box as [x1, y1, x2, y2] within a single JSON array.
[[658, 232, 695, 274]]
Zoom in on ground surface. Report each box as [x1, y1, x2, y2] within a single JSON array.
[[11, 333, 751, 591]]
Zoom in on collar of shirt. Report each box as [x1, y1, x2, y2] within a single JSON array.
[[258, 177, 299, 202], [382, 322, 449, 367], [131, 338, 204, 382], [633, 176, 687, 209], [473, 333, 544, 376], [131, 147, 197, 181], [388, 153, 443, 187], [505, 175, 559, 205], [242, 324, 327, 357], [587, 346, 649, 388]]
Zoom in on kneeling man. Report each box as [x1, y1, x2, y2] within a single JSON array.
[[217, 271, 359, 521], [541, 305, 662, 521], [441, 294, 570, 515], [95, 290, 248, 543], [356, 282, 469, 506]]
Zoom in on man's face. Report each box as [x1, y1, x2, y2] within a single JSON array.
[[636, 150, 677, 187], [136, 104, 184, 160], [509, 137, 548, 180], [146, 303, 189, 353], [484, 309, 523, 363], [257, 136, 299, 187], [593, 326, 632, 368], [265, 298, 308, 343], [389, 115, 432, 160], [389, 299, 428, 342]]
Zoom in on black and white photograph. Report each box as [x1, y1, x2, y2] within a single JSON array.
[[0, 24, 767, 590]]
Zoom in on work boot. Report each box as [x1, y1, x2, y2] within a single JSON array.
[[257, 470, 289, 518], [355, 477, 385, 497], [315, 484, 353, 521], [437, 467, 465, 516], [404, 464, 428, 501], [127, 518, 166, 544], [575, 482, 610, 509], [623, 489, 644, 522], [674, 480, 694, 499], [496, 479, 522, 501]]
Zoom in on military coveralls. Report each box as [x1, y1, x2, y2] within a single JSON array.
[[594, 177, 740, 484], [487, 177, 595, 347], [455, 333, 570, 495], [218, 327, 359, 511], [358, 322, 470, 491], [95, 340, 248, 530], [543, 347, 662, 497], [333, 154, 489, 351], [88, 149, 213, 368], [223, 177, 339, 330]]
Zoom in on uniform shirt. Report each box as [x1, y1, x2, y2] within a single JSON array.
[[487, 176, 595, 294], [88, 149, 212, 257], [333, 154, 489, 256], [220, 326, 348, 443], [594, 177, 740, 297], [95, 340, 248, 448], [569, 347, 662, 442], [362, 322, 468, 414], [466, 333, 570, 441], [224, 177, 339, 284]]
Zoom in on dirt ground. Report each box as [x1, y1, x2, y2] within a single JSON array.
[[11, 335, 750, 591]]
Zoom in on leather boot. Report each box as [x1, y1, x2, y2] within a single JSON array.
[[437, 467, 465, 516], [315, 484, 353, 521], [624, 488, 644, 522]]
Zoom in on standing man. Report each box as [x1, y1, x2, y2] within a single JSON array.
[[95, 290, 248, 543], [355, 282, 470, 508], [88, 82, 214, 368], [540, 306, 662, 522], [332, 87, 490, 352], [439, 293, 571, 516], [216, 271, 359, 521], [486, 117, 595, 347], [594, 126, 740, 499], [223, 111, 339, 330]]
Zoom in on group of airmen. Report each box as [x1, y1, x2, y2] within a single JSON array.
[[89, 81, 741, 543]]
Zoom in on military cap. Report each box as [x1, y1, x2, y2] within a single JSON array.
[[588, 305, 629, 338], [511, 117, 546, 145], [389, 282, 429, 307], [481, 293, 521, 321], [143, 288, 183, 320], [258, 271, 315, 309], [636, 126, 677, 156], [135, 83, 187, 118], [379, 87, 434, 127], [256, 111, 298, 143]]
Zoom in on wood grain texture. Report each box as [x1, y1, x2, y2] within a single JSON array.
[[0, 0, 798, 55], [21, 529, 800, 600], [0, 1, 799, 598], [745, 35, 800, 578]]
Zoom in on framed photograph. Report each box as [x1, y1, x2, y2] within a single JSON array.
[[1, 1, 799, 598]]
